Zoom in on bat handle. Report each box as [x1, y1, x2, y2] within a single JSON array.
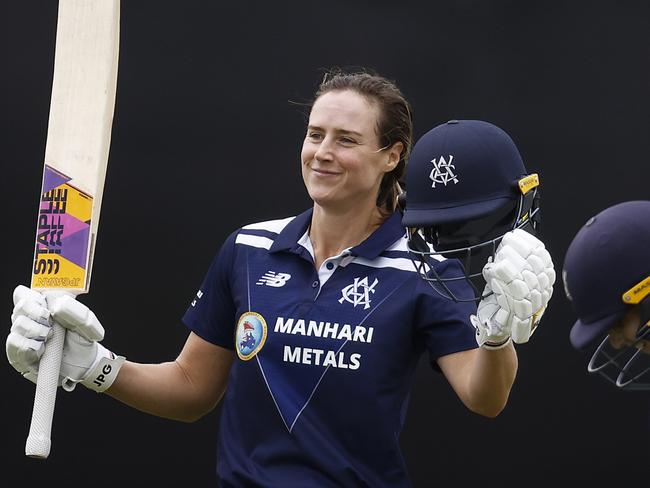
[[25, 320, 66, 459]]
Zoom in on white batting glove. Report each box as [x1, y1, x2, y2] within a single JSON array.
[[6, 285, 124, 392], [473, 229, 556, 348]]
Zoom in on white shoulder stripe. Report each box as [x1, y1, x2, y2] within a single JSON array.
[[353, 256, 422, 272], [236, 233, 273, 250], [386, 236, 446, 262], [386, 235, 410, 252], [242, 216, 295, 233], [424, 249, 446, 262]]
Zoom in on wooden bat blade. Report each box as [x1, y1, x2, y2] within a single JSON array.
[[32, 0, 120, 296], [26, 0, 120, 459]]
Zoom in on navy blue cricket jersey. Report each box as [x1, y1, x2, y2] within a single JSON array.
[[182, 209, 478, 487]]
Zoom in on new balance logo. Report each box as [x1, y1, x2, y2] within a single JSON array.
[[339, 276, 378, 309], [257, 271, 292, 287]]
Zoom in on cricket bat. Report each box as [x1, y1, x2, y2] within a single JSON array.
[[26, 0, 120, 459]]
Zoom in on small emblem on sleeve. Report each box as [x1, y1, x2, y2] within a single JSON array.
[[190, 290, 204, 307], [236, 312, 268, 360]]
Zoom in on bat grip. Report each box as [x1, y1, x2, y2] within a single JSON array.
[[25, 320, 66, 459]]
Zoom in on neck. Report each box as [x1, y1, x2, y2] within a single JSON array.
[[309, 202, 386, 269]]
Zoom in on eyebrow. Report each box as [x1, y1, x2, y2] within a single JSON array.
[[307, 125, 364, 137]]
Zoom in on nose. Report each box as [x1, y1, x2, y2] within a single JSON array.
[[314, 136, 334, 162]]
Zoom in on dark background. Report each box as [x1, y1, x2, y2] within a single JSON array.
[[1, 1, 649, 486]]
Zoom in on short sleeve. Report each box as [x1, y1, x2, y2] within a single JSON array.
[[412, 258, 479, 370], [182, 230, 238, 349]]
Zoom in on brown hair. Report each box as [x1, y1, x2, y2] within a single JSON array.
[[313, 68, 413, 213]]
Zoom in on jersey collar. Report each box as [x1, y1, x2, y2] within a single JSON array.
[[270, 208, 405, 260]]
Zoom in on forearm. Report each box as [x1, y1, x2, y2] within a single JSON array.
[[467, 343, 518, 417], [105, 359, 219, 423]]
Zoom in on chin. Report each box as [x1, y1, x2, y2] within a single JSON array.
[[308, 191, 345, 209], [306, 183, 337, 204], [310, 194, 338, 207]]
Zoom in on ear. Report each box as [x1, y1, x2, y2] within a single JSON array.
[[384, 141, 404, 173]]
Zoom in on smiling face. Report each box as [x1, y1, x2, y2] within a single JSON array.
[[301, 89, 401, 212]]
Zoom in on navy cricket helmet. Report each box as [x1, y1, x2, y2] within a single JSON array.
[[401, 120, 540, 302], [563, 200, 650, 390]]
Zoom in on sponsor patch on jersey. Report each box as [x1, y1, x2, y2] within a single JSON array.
[[236, 312, 268, 360]]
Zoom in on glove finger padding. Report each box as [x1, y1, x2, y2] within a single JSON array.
[[10, 315, 51, 341], [478, 229, 556, 345], [526, 253, 546, 276], [521, 269, 540, 292], [529, 289, 542, 314], [6, 315, 50, 369], [12, 285, 50, 327], [6, 290, 52, 381], [7, 286, 122, 392], [6, 331, 43, 375], [503, 227, 541, 252], [49, 294, 104, 342], [13, 285, 47, 308], [511, 315, 533, 344]]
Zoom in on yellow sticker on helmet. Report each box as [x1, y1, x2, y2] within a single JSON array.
[[518, 173, 539, 195], [622, 275, 650, 304]]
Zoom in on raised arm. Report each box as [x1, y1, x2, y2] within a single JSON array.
[[437, 229, 555, 417]]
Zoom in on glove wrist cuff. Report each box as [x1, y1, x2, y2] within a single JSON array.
[[481, 336, 512, 350], [81, 343, 125, 393]]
